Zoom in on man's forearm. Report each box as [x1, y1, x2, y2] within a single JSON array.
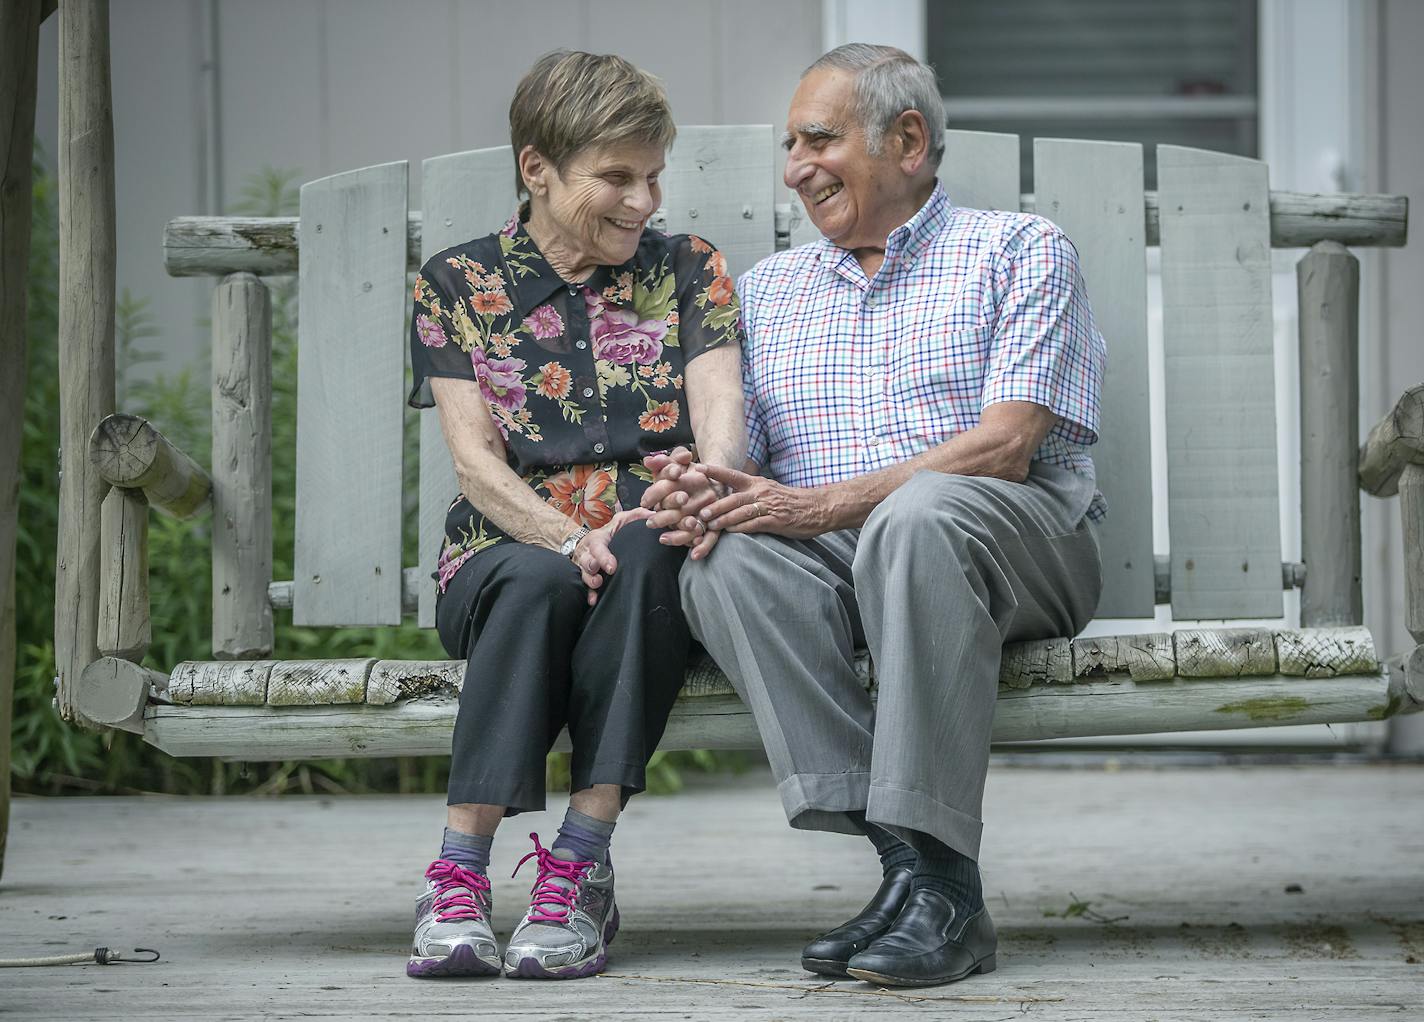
[[817, 404, 1053, 531]]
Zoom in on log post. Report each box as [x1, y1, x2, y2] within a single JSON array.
[[1401, 463, 1424, 644], [1, 0, 46, 881], [212, 273, 273, 658], [96, 487, 150, 661], [1297, 241, 1362, 627], [88, 413, 212, 518], [55, 0, 117, 725]]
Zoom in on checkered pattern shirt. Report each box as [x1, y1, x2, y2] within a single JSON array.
[[737, 181, 1107, 520]]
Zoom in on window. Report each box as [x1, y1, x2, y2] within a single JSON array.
[[926, 0, 1259, 190]]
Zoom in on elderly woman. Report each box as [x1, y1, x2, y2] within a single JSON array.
[[404, 51, 745, 980]]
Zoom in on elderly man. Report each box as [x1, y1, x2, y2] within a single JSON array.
[[644, 44, 1105, 988]]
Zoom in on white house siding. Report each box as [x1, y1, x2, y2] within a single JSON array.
[[32, 0, 825, 371]]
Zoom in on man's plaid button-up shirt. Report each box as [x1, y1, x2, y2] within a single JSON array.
[[736, 181, 1108, 521]]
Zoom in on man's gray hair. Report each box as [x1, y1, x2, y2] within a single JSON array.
[[806, 44, 945, 168]]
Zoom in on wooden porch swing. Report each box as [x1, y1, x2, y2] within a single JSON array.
[[43, 6, 1424, 766]]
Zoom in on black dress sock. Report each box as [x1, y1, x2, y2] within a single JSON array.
[[846, 810, 918, 875], [906, 829, 984, 916]]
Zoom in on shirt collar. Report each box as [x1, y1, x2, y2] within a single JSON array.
[[500, 209, 637, 319], [814, 180, 952, 279]]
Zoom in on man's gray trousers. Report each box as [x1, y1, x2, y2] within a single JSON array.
[[679, 465, 1102, 861]]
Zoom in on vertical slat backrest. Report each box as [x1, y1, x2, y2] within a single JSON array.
[[1158, 145, 1283, 619], [659, 125, 777, 279], [294, 162, 408, 625], [1034, 139, 1154, 617], [416, 147, 518, 628], [940, 130, 1020, 212]]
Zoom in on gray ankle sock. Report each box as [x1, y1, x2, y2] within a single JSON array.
[[553, 807, 615, 864], [439, 827, 493, 874]]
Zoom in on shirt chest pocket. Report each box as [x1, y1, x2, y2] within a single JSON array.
[[885, 313, 991, 436]]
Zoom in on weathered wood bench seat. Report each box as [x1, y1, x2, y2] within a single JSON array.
[[75, 127, 1424, 759]]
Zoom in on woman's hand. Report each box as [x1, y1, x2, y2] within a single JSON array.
[[641, 447, 723, 559], [571, 507, 656, 604]]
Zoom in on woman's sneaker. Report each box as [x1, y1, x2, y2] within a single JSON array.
[[407, 859, 501, 977], [505, 833, 620, 979]]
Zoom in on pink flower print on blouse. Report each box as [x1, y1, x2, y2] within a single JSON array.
[[470, 346, 528, 412], [436, 545, 477, 593], [586, 291, 668, 366], [415, 313, 448, 348], [526, 302, 565, 339]]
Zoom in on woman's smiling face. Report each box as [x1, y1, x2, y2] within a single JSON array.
[[525, 141, 666, 278]]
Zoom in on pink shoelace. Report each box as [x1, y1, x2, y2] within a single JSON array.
[[512, 833, 594, 925], [425, 859, 491, 923]]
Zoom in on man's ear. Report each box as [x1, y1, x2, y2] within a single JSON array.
[[892, 110, 931, 175], [518, 145, 549, 197]]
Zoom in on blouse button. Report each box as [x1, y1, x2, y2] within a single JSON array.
[[582, 386, 595, 398], [575, 340, 587, 349], [593, 442, 606, 455]]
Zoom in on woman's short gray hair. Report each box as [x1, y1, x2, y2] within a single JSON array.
[[806, 44, 945, 167], [509, 50, 676, 197]]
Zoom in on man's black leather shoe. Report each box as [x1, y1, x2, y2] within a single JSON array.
[[800, 866, 914, 977], [844, 889, 997, 987]]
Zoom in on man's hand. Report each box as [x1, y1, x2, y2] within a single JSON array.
[[641, 447, 722, 559], [572, 507, 655, 604], [696, 464, 831, 539]]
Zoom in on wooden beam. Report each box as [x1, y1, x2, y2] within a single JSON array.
[[0, 0, 45, 882], [88, 413, 211, 518], [1402, 464, 1424, 644], [55, 0, 117, 726], [161, 627, 1379, 708], [161, 189, 1412, 277], [1297, 242, 1363, 627], [96, 487, 149, 661], [1359, 384, 1424, 498], [78, 657, 167, 735], [211, 273, 273, 658], [140, 668, 1415, 762]]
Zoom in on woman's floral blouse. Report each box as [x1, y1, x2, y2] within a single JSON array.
[[409, 211, 743, 592]]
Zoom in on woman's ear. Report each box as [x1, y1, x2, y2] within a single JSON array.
[[518, 145, 549, 197], [893, 110, 931, 175]]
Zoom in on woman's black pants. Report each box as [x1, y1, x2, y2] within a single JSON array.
[[436, 523, 690, 812]]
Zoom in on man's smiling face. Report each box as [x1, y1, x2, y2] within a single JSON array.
[[781, 67, 903, 251]]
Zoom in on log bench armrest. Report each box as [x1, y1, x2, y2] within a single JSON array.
[[1360, 385, 1424, 645], [88, 413, 211, 518]]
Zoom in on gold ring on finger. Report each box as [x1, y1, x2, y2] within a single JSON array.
[[753, 502, 764, 517]]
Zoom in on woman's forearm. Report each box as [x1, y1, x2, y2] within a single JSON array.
[[431, 377, 579, 551], [454, 447, 579, 550]]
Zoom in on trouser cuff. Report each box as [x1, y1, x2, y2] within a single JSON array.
[[867, 783, 984, 862]]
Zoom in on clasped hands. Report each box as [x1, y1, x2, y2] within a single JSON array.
[[637, 446, 829, 559]]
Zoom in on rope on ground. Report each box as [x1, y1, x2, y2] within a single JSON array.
[[599, 972, 1065, 1005], [0, 947, 160, 968]]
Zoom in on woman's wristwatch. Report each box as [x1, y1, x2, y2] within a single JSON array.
[[559, 527, 591, 560]]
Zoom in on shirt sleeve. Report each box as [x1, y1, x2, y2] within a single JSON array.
[[408, 254, 477, 409], [980, 222, 1105, 446], [672, 235, 744, 364], [735, 265, 771, 471]]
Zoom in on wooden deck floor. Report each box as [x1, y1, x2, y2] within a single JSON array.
[[3, 762, 1422, 1020]]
